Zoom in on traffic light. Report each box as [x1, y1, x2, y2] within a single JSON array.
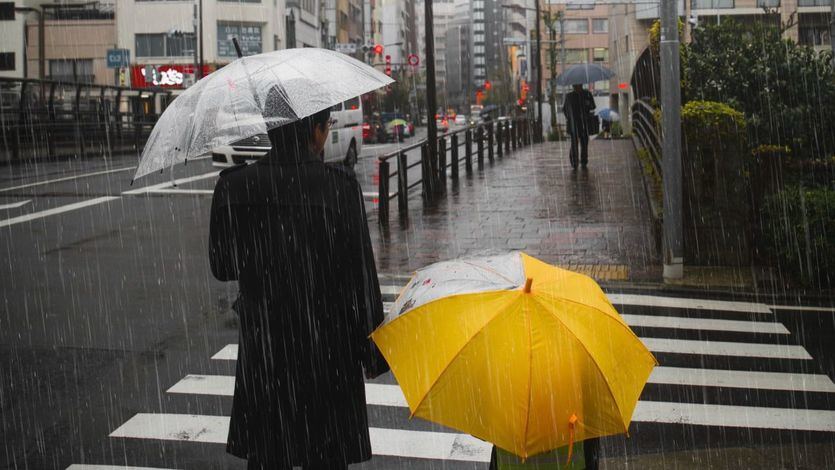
[[374, 44, 383, 55], [484, 80, 492, 91], [385, 55, 391, 77]]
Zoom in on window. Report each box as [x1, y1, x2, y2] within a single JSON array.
[[166, 35, 196, 57], [563, 19, 588, 34], [218, 0, 261, 3], [565, 49, 587, 63], [593, 47, 608, 62], [567, 3, 594, 9], [0, 52, 14, 71], [592, 19, 608, 34], [691, 0, 733, 8], [798, 0, 827, 4], [136, 33, 165, 57], [218, 23, 263, 57], [49, 59, 94, 82], [799, 23, 831, 46], [757, 0, 779, 6]]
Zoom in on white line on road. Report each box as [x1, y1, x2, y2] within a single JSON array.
[[0, 166, 136, 193], [147, 189, 215, 195], [608, 293, 772, 314], [633, 401, 835, 432], [0, 199, 31, 210], [122, 171, 220, 195], [363, 192, 396, 199], [0, 196, 120, 229], [620, 314, 790, 334], [642, 337, 811, 360], [649, 366, 835, 393], [213, 335, 812, 363], [110, 414, 493, 462], [768, 304, 835, 313], [67, 465, 180, 470]]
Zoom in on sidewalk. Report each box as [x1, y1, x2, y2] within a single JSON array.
[[368, 137, 663, 282]]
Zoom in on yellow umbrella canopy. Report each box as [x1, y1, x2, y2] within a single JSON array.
[[371, 252, 657, 459]]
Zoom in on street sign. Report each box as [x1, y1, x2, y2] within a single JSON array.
[[407, 54, 419, 67], [335, 43, 357, 54], [106, 49, 130, 69]]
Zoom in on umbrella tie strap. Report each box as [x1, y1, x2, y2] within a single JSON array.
[[565, 413, 578, 469]]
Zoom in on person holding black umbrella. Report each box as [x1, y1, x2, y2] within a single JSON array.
[[562, 83, 597, 169]]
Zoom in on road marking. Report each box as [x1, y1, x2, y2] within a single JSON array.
[[67, 466, 180, 470], [380, 285, 401, 295], [0, 196, 120, 229], [213, 335, 812, 363], [147, 189, 215, 195], [649, 366, 835, 393], [768, 304, 835, 313], [123, 171, 220, 195], [0, 200, 31, 210], [167, 375, 234, 396], [363, 192, 396, 200], [620, 314, 789, 334], [110, 414, 492, 462], [633, 401, 835, 432], [608, 293, 772, 314], [642, 337, 811, 360], [0, 166, 136, 193]]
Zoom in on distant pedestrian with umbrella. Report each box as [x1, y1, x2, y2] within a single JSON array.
[[131, 48, 394, 470], [596, 108, 620, 140], [562, 84, 597, 169]]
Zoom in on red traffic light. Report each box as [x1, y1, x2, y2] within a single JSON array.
[[484, 80, 492, 91], [374, 44, 383, 55]]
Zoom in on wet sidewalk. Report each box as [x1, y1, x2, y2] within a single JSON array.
[[368, 137, 662, 282]]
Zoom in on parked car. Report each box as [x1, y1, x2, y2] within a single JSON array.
[[454, 115, 467, 126], [436, 116, 450, 133], [212, 96, 363, 168], [363, 120, 386, 144], [381, 112, 412, 138]]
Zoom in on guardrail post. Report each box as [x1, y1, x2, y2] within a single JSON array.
[[465, 129, 473, 174], [496, 122, 503, 158], [487, 123, 494, 162], [511, 121, 517, 151], [379, 159, 390, 224], [438, 136, 447, 193], [504, 122, 511, 154], [451, 133, 459, 181], [397, 151, 408, 216], [477, 126, 484, 167], [421, 142, 433, 202]]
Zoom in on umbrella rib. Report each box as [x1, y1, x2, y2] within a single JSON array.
[[522, 297, 533, 459], [532, 296, 631, 434], [408, 296, 519, 418]]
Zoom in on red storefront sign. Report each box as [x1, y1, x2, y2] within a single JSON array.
[[131, 64, 213, 88]]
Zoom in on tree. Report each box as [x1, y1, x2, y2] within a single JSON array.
[[686, 19, 835, 160]]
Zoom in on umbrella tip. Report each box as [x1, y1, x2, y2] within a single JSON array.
[[524, 278, 533, 293]]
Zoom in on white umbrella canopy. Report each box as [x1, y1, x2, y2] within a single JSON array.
[[133, 48, 393, 180]]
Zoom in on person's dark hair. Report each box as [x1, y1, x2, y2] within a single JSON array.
[[266, 108, 330, 156]]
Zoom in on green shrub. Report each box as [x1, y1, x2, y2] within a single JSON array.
[[610, 121, 623, 138], [760, 185, 835, 287]]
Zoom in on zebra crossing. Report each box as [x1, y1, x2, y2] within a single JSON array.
[[70, 280, 835, 469]]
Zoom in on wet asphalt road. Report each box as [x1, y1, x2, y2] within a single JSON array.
[[2, 132, 835, 469]]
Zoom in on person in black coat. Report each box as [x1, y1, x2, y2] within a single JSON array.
[[562, 84, 596, 169], [209, 105, 389, 470]]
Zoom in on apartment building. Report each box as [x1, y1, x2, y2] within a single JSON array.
[[117, 0, 285, 89], [287, 0, 326, 48]]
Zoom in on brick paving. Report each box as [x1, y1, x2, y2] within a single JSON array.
[[367, 137, 662, 282]]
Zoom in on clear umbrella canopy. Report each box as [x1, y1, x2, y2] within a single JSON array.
[[133, 48, 393, 180]]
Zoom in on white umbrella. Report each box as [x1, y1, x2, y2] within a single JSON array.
[[133, 48, 393, 180]]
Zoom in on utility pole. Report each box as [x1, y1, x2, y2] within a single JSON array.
[[660, 0, 683, 280], [424, 0, 438, 198], [830, 0, 834, 67], [192, 2, 199, 83], [535, 0, 543, 142], [198, 0, 204, 79]]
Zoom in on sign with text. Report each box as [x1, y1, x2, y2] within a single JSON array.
[[335, 43, 357, 54], [131, 64, 212, 88], [106, 49, 130, 68], [217, 24, 262, 58]]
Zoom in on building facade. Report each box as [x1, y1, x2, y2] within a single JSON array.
[[416, 0, 454, 103], [117, 0, 285, 90], [444, 0, 472, 112], [380, 0, 416, 66], [286, 0, 326, 48]]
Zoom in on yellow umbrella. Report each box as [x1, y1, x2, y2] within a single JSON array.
[[371, 252, 657, 460]]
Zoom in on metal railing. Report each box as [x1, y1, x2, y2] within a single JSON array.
[[631, 99, 662, 178], [0, 77, 172, 163], [376, 116, 533, 223]]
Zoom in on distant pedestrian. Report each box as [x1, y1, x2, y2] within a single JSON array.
[[562, 84, 596, 169], [209, 99, 389, 470]]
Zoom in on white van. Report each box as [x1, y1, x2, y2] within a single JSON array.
[[211, 97, 363, 168]]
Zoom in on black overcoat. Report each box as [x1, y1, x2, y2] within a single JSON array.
[[562, 89, 595, 136], [208, 148, 388, 467]]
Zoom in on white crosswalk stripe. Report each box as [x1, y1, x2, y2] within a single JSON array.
[[91, 280, 835, 469]]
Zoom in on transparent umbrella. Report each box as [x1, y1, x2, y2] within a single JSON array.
[[133, 48, 393, 180]]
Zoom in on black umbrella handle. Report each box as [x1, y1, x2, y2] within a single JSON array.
[[232, 37, 243, 58]]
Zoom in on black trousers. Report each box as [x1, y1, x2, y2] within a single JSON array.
[[568, 132, 589, 168], [487, 437, 600, 469]]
